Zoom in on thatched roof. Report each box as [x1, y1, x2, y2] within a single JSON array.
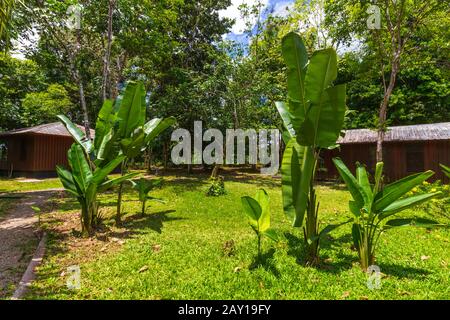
[[0, 122, 95, 138], [338, 122, 450, 144]]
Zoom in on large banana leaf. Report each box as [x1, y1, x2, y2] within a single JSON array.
[[67, 144, 92, 193], [56, 165, 79, 197], [275, 101, 296, 139], [117, 82, 146, 138], [98, 172, 139, 193], [379, 192, 442, 220], [121, 128, 146, 158], [281, 140, 315, 226], [92, 155, 126, 185], [374, 170, 435, 212], [281, 32, 308, 127], [304, 48, 337, 105], [356, 163, 373, 205], [58, 115, 93, 155], [94, 99, 115, 152], [144, 117, 176, 145], [298, 84, 346, 148], [332, 157, 365, 209]]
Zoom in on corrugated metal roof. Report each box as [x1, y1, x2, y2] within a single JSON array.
[[0, 122, 95, 138], [338, 122, 450, 144]]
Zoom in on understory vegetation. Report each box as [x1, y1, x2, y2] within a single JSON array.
[[2, 172, 445, 300]]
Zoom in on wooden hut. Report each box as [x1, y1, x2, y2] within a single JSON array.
[[320, 122, 450, 183], [0, 122, 93, 178]]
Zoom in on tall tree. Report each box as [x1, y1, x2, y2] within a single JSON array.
[[325, 0, 444, 162]]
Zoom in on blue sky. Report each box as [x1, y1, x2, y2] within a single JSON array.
[[219, 0, 295, 45]]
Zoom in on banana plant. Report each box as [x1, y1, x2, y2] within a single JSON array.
[[333, 158, 443, 271], [113, 82, 176, 223], [440, 164, 450, 179], [275, 32, 347, 265], [241, 189, 277, 261], [130, 177, 165, 217], [57, 144, 137, 236]]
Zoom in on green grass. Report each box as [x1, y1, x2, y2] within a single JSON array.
[[22, 173, 450, 300], [0, 177, 62, 193]]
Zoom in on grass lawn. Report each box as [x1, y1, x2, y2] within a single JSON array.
[[3, 171, 447, 300], [0, 177, 62, 193]]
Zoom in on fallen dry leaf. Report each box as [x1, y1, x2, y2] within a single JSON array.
[[421, 255, 430, 261], [152, 244, 161, 252], [341, 291, 350, 299], [138, 265, 149, 273], [233, 267, 241, 273]]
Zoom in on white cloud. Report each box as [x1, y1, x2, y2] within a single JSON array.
[[219, 0, 269, 34], [272, 1, 294, 18]]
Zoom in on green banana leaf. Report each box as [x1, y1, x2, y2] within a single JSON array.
[[56, 165, 79, 197], [144, 117, 176, 145], [332, 158, 365, 209], [117, 82, 146, 138], [281, 32, 308, 127], [67, 144, 92, 193], [374, 170, 435, 212], [255, 189, 270, 232], [98, 172, 139, 193], [241, 196, 262, 229], [58, 115, 93, 155], [379, 192, 443, 220]]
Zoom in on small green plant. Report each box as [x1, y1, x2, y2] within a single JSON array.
[[206, 176, 226, 196], [241, 189, 277, 261], [130, 178, 165, 217], [333, 158, 443, 271], [31, 205, 41, 227]]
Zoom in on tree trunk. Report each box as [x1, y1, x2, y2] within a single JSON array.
[[116, 161, 127, 225], [102, 0, 115, 101], [376, 58, 399, 163]]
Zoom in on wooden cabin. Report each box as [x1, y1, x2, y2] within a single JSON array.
[[0, 122, 93, 178], [320, 122, 450, 183]]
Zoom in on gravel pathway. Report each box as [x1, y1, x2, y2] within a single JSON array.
[[0, 189, 62, 297]]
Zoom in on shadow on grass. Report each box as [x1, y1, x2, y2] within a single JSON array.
[[122, 209, 181, 234], [284, 232, 355, 274], [378, 263, 431, 279], [249, 248, 280, 278]]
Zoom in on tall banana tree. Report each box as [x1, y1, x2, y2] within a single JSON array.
[[333, 158, 443, 270], [108, 82, 175, 223], [57, 144, 137, 236], [275, 32, 347, 265], [57, 98, 140, 235]]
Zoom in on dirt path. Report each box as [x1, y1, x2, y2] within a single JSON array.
[[0, 189, 62, 297]]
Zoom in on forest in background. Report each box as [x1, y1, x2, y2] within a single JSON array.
[[0, 0, 449, 160]]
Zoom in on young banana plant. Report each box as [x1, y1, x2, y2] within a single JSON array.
[[333, 158, 443, 271], [275, 32, 347, 265], [56, 144, 137, 236], [241, 189, 277, 261], [130, 178, 165, 216]]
